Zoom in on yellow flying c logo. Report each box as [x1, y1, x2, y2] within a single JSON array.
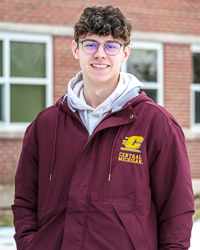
[[121, 136, 144, 153]]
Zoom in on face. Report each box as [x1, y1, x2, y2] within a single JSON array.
[[72, 34, 130, 88]]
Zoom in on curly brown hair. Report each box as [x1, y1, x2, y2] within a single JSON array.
[[74, 5, 133, 45]]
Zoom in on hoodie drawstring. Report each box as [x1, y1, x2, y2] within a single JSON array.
[[108, 125, 122, 182], [99, 108, 104, 121], [84, 109, 89, 132], [49, 101, 63, 182]]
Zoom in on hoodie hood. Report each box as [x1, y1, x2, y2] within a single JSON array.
[[65, 71, 143, 134]]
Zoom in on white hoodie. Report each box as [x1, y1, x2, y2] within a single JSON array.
[[65, 71, 143, 135]]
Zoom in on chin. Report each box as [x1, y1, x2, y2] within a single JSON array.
[[91, 76, 109, 84]]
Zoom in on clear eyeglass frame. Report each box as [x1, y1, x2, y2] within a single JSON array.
[[77, 40, 126, 56]]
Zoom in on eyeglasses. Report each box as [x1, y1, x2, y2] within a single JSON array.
[[77, 40, 126, 56]]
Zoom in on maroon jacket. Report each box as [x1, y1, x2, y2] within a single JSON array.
[[12, 92, 194, 250]]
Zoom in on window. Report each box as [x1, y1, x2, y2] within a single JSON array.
[[0, 32, 53, 132], [191, 45, 200, 131], [121, 41, 164, 105]]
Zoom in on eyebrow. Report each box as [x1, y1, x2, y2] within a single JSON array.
[[80, 39, 121, 44]]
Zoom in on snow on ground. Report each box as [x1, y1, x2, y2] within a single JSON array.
[[0, 220, 200, 250], [190, 219, 200, 250], [0, 227, 16, 250]]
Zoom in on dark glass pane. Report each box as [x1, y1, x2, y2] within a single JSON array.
[[0, 41, 2, 76], [10, 84, 46, 122], [195, 91, 200, 123], [127, 49, 157, 82], [193, 53, 200, 84], [10, 42, 46, 78], [142, 88, 157, 103], [0, 85, 3, 121]]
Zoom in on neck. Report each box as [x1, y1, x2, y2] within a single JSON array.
[[83, 76, 120, 109]]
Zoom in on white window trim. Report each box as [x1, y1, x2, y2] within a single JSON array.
[[0, 32, 53, 132], [121, 41, 164, 106], [191, 44, 200, 132]]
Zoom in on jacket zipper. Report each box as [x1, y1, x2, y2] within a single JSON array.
[[80, 134, 100, 250], [86, 102, 133, 141]]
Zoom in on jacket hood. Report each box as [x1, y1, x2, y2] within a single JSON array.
[[62, 71, 143, 134], [66, 70, 143, 114]]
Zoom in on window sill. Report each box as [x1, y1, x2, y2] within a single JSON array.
[[0, 124, 28, 139], [0, 131, 24, 140], [183, 128, 200, 141]]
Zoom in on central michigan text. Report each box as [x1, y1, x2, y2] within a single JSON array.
[[118, 152, 143, 164]]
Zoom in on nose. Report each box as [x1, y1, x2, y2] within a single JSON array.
[[94, 44, 107, 58]]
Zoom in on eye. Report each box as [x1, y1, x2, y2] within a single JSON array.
[[105, 43, 118, 50], [84, 42, 98, 49]]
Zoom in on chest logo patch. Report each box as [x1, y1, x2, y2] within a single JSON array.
[[121, 136, 144, 153], [118, 136, 144, 164]]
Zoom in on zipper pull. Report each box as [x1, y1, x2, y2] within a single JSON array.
[[49, 174, 52, 182], [88, 134, 91, 140]]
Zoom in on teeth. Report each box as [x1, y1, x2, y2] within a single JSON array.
[[92, 64, 108, 68]]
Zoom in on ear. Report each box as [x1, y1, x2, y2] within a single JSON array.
[[71, 40, 79, 59], [122, 45, 130, 63]]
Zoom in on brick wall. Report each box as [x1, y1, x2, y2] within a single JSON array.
[[164, 43, 192, 128], [0, 140, 22, 185], [186, 141, 200, 178], [0, 0, 200, 34], [53, 36, 80, 102]]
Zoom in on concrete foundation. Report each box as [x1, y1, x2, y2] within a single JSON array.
[[0, 185, 14, 209]]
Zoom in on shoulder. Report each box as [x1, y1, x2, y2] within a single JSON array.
[[132, 94, 185, 145], [25, 104, 58, 137], [136, 95, 181, 132], [36, 104, 58, 123]]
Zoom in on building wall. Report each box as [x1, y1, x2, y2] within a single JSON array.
[[0, 0, 200, 34], [53, 36, 80, 101], [187, 140, 200, 178], [0, 0, 200, 194], [0, 140, 22, 185], [164, 43, 192, 128]]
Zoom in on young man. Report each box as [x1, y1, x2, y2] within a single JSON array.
[[12, 5, 194, 250]]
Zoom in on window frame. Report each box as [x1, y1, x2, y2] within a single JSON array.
[[121, 41, 164, 106], [0, 32, 53, 132], [191, 44, 200, 132]]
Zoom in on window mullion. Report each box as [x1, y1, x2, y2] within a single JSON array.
[[191, 45, 200, 130], [44, 36, 53, 107], [157, 44, 164, 106], [4, 35, 10, 124], [10, 78, 49, 85]]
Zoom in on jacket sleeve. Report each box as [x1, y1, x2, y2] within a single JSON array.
[[149, 122, 194, 250], [12, 121, 39, 250]]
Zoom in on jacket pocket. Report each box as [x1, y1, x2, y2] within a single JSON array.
[[25, 203, 67, 250], [111, 202, 150, 250]]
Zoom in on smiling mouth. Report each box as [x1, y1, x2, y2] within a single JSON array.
[[91, 64, 109, 68]]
